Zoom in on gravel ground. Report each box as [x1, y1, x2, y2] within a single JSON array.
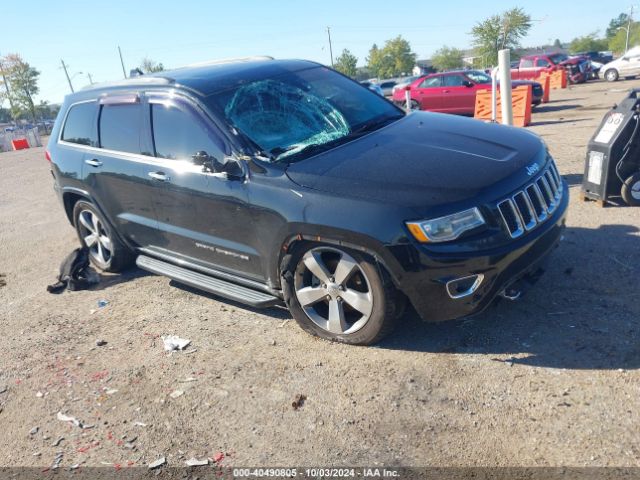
[[0, 79, 639, 471]]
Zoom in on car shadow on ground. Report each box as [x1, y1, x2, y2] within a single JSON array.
[[530, 118, 590, 126], [378, 223, 640, 371], [534, 104, 582, 113], [89, 268, 151, 291]]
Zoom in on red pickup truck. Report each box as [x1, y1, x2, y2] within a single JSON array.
[[511, 53, 592, 84]]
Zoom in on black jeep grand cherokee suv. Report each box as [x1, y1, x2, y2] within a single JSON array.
[[48, 58, 568, 345]]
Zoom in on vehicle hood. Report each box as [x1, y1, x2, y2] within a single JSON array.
[[285, 112, 547, 212]]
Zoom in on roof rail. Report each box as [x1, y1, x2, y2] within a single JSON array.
[[179, 56, 274, 69], [81, 76, 174, 91]]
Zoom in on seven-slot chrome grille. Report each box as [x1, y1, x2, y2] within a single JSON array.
[[497, 161, 563, 238]]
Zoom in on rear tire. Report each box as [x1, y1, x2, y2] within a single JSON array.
[[281, 243, 403, 345], [73, 200, 134, 272], [621, 172, 640, 206], [605, 69, 619, 82]]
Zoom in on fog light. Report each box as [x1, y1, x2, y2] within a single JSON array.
[[446, 274, 484, 299]]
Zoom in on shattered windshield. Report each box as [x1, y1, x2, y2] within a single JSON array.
[[207, 66, 404, 162]]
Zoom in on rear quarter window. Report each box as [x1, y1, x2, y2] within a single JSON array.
[[61, 102, 98, 146], [99, 104, 142, 154]]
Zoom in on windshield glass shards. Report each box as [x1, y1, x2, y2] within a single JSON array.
[[208, 66, 404, 163]]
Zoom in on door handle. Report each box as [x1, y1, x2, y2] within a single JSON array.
[[148, 171, 169, 182], [85, 159, 102, 167]]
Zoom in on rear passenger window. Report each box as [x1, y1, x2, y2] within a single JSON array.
[[443, 75, 464, 87], [61, 102, 97, 146], [521, 59, 534, 68], [419, 76, 442, 88], [150, 103, 224, 160], [99, 104, 142, 154]]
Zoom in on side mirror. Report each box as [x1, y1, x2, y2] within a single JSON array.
[[462, 80, 474, 88], [191, 151, 244, 178]]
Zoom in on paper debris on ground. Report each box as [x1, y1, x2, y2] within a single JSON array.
[[185, 457, 209, 467], [169, 390, 185, 399], [148, 457, 166, 469], [162, 335, 191, 351], [56, 411, 84, 428]]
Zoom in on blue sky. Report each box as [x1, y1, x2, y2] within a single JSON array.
[[0, 0, 628, 104]]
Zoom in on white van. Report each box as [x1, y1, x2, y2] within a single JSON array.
[[602, 46, 640, 82]]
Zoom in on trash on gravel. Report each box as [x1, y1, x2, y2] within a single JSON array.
[[148, 457, 166, 469], [96, 339, 108, 346], [29, 426, 39, 435], [180, 377, 197, 383], [51, 437, 64, 447], [47, 247, 98, 294], [36, 391, 43, 398], [32, 452, 41, 456], [292, 394, 307, 410], [133, 421, 147, 427], [124, 442, 136, 450], [169, 390, 185, 399], [185, 457, 209, 467], [213, 452, 224, 463], [52, 452, 63, 470], [57, 411, 86, 428], [162, 335, 191, 351], [97, 299, 109, 308], [105, 388, 118, 395]]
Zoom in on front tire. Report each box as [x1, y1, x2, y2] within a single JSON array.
[[605, 69, 619, 82], [621, 172, 640, 206], [73, 200, 134, 272], [282, 243, 403, 345]]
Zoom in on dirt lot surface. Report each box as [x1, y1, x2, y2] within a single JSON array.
[[1, 79, 639, 471]]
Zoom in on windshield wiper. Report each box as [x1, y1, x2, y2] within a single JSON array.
[[350, 114, 404, 136]]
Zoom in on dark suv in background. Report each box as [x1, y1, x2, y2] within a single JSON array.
[[48, 57, 568, 345]]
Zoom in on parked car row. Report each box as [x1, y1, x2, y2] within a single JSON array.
[[391, 70, 543, 115], [511, 52, 592, 84]]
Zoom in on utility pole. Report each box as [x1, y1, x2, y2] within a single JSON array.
[[87, 73, 94, 85], [326, 27, 334, 67], [625, 5, 635, 53], [118, 46, 127, 78], [61, 59, 74, 93], [0, 54, 17, 115]]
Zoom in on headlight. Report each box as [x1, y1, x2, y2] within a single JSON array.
[[406, 207, 485, 243]]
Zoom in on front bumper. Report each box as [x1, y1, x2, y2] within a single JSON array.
[[394, 181, 569, 322]]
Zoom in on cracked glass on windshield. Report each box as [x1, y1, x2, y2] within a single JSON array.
[[207, 66, 403, 162]]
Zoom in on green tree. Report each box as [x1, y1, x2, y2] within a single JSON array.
[[140, 57, 164, 73], [609, 21, 640, 54], [569, 32, 608, 53], [367, 36, 416, 78], [431, 46, 464, 71], [553, 38, 563, 49], [471, 7, 532, 67], [607, 13, 631, 39], [2, 54, 39, 122], [334, 49, 358, 77]]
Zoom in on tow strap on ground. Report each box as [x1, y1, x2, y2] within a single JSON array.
[[47, 247, 99, 293]]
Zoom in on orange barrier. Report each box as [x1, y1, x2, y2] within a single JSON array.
[[549, 69, 567, 89], [539, 74, 551, 103], [11, 138, 29, 150], [474, 85, 532, 128]]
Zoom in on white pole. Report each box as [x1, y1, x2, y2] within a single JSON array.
[[405, 87, 412, 111], [491, 67, 499, 122], [498, 49, 513, 126]]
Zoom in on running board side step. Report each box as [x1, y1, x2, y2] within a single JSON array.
[[136, 255, 281, 308]]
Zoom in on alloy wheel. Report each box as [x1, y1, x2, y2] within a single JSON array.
[[77, 209, 112, 267], [294, 247, 373, 335]]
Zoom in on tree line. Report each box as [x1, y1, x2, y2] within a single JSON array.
[[334, 8, 640, 80]]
